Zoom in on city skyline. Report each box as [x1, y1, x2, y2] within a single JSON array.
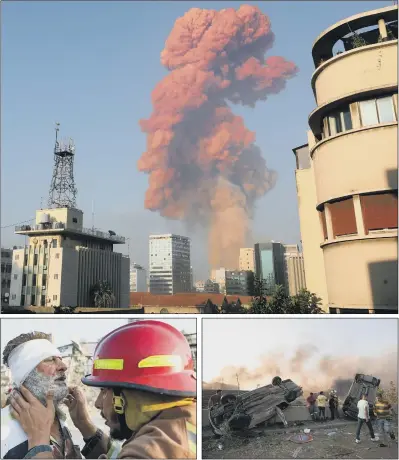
[[1, 1, 389, 279]]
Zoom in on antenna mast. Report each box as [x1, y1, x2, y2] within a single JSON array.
[[48, 122, 78, 208]]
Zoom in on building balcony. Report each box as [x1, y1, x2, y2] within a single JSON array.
[[312, 40, 397, 107], [15, 223, 125, 244], [311, 123, 397, 205]]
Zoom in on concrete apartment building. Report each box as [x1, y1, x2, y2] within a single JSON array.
[[130, 263, 147, 292], [283, 245, 306, 296], [293, 5, 398, 313], [1, 248, 13, 306], [9, 207, 130, 308], [149, 234, 191, 294], [239, 248, 255, 272]]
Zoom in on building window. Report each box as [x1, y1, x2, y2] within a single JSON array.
[[32, 274, 37, 286], [13, 274, 18, 280], [359, 95, 396, 126], [33, 254, 38, 266], [22, 274, 27, 286], [7, 280, 10, 288], [42, 274, 47, 286], [54, 274, 59, 280], [52, 239, 57, 248], [41, 295, 46, 306], [43, 255, 47, 266], [31, 295, 36, 305], [24, 254, 28, 265], [55, 253, 60, 259], [329, 197, 358, 237], [1, 263, 4, 273], [12, 294, 16, 300], [360, 191, 398, 234], [72, 217, 78, 223], [21, 295, 25, 306], [15, 255, 19, 260], [324, 106, 352, 137], [53, 294, 57, 301]]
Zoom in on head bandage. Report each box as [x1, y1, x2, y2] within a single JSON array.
[[7, 339, 62, 386]]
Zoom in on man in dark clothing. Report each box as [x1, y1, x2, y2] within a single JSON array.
[[329, 390, 339, 420]]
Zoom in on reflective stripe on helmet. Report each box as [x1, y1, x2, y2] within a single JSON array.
[[141, 398, 195, 413], [94, 359, 124, 370], [138, 355, 182, 369]]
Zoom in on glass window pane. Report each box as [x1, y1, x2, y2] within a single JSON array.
[[342, 108, 352, 130], [376, 96, 396, 123], [359, 100, 378, 126], [328, 116, 337, 135], [333, 112, 343, 133]]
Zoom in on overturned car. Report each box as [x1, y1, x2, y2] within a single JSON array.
[[208, 376, 303, 436], [342, 373, 381, 420]]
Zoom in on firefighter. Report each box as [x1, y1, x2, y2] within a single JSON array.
[[8, 321, 197, 459]]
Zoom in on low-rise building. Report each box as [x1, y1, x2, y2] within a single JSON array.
[[1, 248, 13, 306], [130, 263, 147, 292], [225, 270, 254, 296]]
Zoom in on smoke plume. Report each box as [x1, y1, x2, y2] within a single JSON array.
[[139, 5, 297, 268], [210, 345, 397, 395]]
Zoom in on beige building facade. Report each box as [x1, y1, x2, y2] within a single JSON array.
[[294, 5, 398, 313], [9, 207, 130, 308], [239, 247, 255, 272], [283, 245, 307, 297]]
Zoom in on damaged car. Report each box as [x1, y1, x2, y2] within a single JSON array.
[[208, 376, 303, 436], [342, 373, 380, 419]]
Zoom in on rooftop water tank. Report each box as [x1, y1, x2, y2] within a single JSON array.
[[40, 213, 50, 224]]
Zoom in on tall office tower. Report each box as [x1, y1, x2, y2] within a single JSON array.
[[149, 234, 191, 294], [239, 248, 255, 272], [254, 242, 286, 295]]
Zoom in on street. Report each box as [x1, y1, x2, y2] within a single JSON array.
[[202, 420, 399, 459]]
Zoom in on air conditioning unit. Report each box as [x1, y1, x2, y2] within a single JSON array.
[[43, 265, 47, 270], [42, 286, 46, 290]]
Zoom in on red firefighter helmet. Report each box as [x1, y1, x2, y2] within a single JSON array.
[[82, 320, 196, 397]]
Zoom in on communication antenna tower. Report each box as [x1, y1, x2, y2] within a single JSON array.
[[48, 122, 78, 208]]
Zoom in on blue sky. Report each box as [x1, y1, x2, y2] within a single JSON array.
[[1, 1, 388, 279]]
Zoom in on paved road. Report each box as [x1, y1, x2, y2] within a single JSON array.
[[203, 421, 399, 459]]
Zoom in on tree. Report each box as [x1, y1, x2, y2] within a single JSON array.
[[220, 296, 247, 314], [249, 277, 323, 314], [290, 289, 323, 314], [90, 281, 115, 308]]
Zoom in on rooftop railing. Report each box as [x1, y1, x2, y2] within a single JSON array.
[[15, 223, 125, 243]]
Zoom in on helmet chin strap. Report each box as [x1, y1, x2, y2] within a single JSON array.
[[112, 389, 133, 440]]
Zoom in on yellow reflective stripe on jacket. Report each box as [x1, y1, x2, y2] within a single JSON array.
[[141, 398, 195, 413], [186, 421, 196, 456]]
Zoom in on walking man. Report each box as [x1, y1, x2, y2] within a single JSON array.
[[355, 394, 379, 444], [374, 390, 394, 448], [316, 391, 327, 421]]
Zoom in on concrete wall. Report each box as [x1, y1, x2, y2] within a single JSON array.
[[60, 248, 79, 306], [295, 168, 329, 310]]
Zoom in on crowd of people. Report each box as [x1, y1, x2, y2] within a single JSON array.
[[306, 389, 395, 448]]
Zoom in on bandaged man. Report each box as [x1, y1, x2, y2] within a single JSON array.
[[4, 321, 197, 459], [1, 332, 82, 459]]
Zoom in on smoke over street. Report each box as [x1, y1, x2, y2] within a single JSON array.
[[139, 5, 297, 268], [209, 344, 397, 394]]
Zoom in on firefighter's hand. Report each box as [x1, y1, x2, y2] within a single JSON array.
[[64, 386, 96, 438], [9, 386, 54, 448]]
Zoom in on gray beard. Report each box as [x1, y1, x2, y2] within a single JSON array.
[[23, 368, 69, 406]]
